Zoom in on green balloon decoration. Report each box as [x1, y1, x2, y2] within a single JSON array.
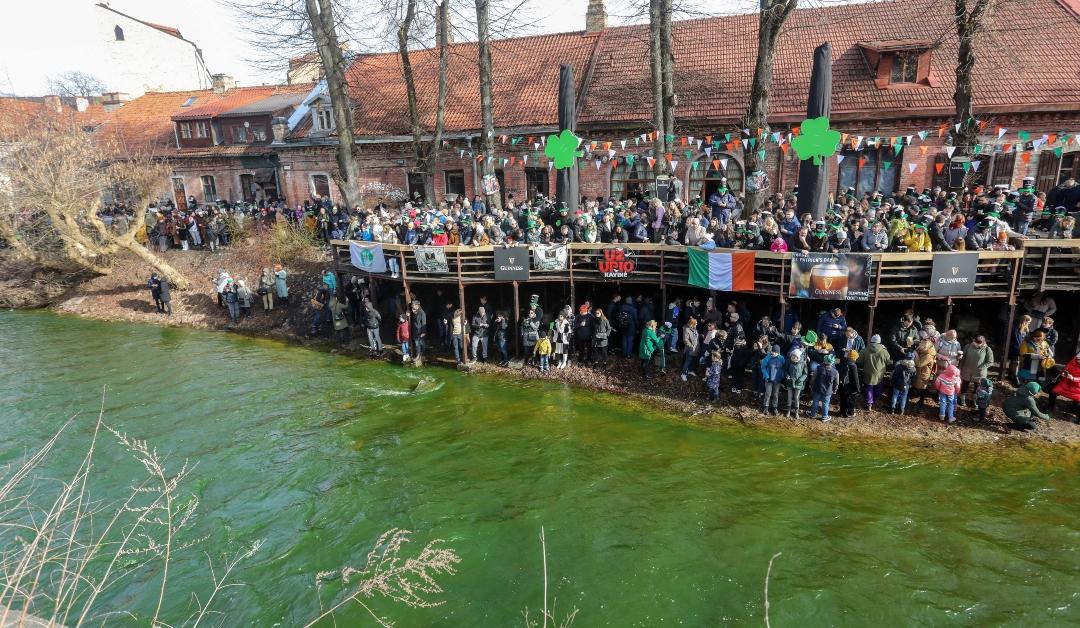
[[791, 116, 841, 166]]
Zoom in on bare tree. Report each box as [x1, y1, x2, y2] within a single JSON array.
[[950, 0, 995, 155], [0, 114, 189, 288], [396, 0, 449, 203], [475, 0, 502, 209], [648, 0, 675, 176], [46, 71, 108, 98], [741, 0, 798, 212], [304, 0, 365, 209]]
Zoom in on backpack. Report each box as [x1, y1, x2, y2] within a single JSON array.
[[618, 310, 633, 329]]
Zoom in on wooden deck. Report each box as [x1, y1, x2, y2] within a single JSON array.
[[332, 239, 1080, 300]]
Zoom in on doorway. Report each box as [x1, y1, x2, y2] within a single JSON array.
[[172, 177, 187, 210]]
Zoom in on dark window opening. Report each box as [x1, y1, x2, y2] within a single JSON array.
[[311, 174, 331, 199], [114, 25, 125, 41], [525, 168, 549, 200], [444, 170, 465, 198], [890, 52, 919, 84]]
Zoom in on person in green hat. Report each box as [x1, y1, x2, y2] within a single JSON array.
[[1001, 382, 1051, 431]]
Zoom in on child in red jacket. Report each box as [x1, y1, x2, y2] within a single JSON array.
[[396, 314, 412, 362]]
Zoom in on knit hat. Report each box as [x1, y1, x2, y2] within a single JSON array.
[[870, 334, 881, 344], [824, 354, 836, 365], [789, 348, 803, 361], [771, 344, 781, 354], [1024, 382, 1041, 395]]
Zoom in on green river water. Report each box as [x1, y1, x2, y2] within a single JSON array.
[[1, 311, 1078, 626]]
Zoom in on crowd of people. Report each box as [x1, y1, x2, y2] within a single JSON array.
[[286, 268, 1079, 430]]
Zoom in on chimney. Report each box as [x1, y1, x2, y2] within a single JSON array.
[[585, 0, 607, 32], [42, 95, 62, 113], [435, 2, 454, 45], [271, 116, 289, 145], [101, 92, 130, 112], [211, 73, 236, 94]]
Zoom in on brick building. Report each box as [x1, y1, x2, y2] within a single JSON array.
[[44, 0, 1080, 210]]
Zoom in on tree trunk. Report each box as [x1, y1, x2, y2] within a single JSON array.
[[474, 0, 501, 210], [402, 0, 449, 206], [660, 0, 675, 162], [951, 0, 993, 156], [742, 0, 797, 212], [306, 0, 363, 210], [649, 0, 667, 176]]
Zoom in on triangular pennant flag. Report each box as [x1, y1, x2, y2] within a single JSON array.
[[522, 154, 528, 166], [712, 159, 721, 171], [841, 133, 849, 143], [856, 135, 864, 147], [938, 125, 947, 137], [670, 160, 679, 170], [758, 149, 766, 161], [780, 143, 790, 154], [684, 150, 693, 160], [1054, 146, 1064, 157], [882, 161, 893, 170], [1021, 152, 1032, 164], [696, 139, 703, 150], [749, 138, 757, 148], [908, 163, 917, 173], [935, 163, 945, 174], [1049, 134, 1058, 145], [837, 154, 846, 164], [705, 147, 713, 158], [858, 156, 868, 167], [665, 153, 673, 163], [705, 135, 713, 144], [647, 157, 656, 168], [609, 149, 617, 159], [459, 149, 465, 158], [918, 130, 928, 141], [548, 161, 554, 171], [688, 136, 695, 145], [1003, 143, 1012, 153], [634, 137, 640, 146], [720, 158, 729, 170], [1018, 131, 1030, 141], [919, 146, 928, 156], [620, 139, 627, 150], [603, 141, 612, 151], [626, 155, 636, 167], [595, 159, 601, 170], [690, 161, 699, 170], [971, 160, 981, 171], [741, 139, 749, 150], [772, 132, 782, 143], [906, 135, 913, 145], [954, 123, 962, 133], [997, 127, 1007, 139], [893, 143, 903, 155], [945, 146, 956, 158]]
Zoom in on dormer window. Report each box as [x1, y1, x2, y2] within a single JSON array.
[[314, 105, 335, 132], [858, 40, 939, 89], [890, 52, 919, 84]]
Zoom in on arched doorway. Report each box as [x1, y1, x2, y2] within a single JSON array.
[[688, 154, 743, 201]]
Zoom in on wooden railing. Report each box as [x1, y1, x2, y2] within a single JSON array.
[[332, 239, 1080, 300]]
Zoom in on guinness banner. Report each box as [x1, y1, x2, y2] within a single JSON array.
[[494, 247, 530, 281], [929, 252, 979, 296], [789, 253, 873, 301]]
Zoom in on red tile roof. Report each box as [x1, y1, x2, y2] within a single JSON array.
[[0, 96, 107, 141], [171, 84, 312, 121], [143, 21, 183, 39], [579, 0, 1080, 126], [337, 31, 601, 136]]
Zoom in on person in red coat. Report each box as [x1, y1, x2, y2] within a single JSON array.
[[1051, 352, 1080, 420]]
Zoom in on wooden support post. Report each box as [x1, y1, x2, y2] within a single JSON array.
[[943, 296, 954, 330], [568, 246, 576, 309], [867, 254, 883, 340], [778, 258, 786, 325], [999, 256, 1023, 377], [513, 280, 521, 358], [399, 249, 412, 304], [866, 304, 876, 342], [458, 280, 468, 363], [659, 249, 667, 311], [1039, 247, 1050, 292]]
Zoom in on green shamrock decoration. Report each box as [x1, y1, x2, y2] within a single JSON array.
[[791, 116, 841, 166], [544, 130, 583, 170]]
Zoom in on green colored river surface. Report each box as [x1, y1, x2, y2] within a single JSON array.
[[2, 311, 1079, 626]]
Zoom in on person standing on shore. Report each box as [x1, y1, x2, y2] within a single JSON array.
[[705, 350, 723, 403], [838, 350, 862, 418], [534, 329, 553, 372], [147, 272, 162, 312], [410, 301, 427, 366], [637, 320, 666, 380], [592, 308, 611, 367], [274, 264, 289, 306], [889, 352, 916, 415], [679, 318, 700, 382], [809, 354, 839, 422], [493, 313, 510, 367], [573, 304, 594, 365], [362, 297, 383, 357], [223, 279, 240, 324], [396, 313, 411, 362], [470, 306, 490, 364], [258, 268, 275, 313], [760, 344, 785, 416], [858, 335, 890, 410], [959, 336, 993, 406], [236, 280, 253, 319], [158, 274, 171, 316], [784, 348, 808, 419], [934, 363, 962, 423]]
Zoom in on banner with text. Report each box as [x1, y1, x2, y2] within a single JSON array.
[[349, 242, 387, 274], [789, 253, 873, 301], [414, 246, 449, 273], [494, 247, 531, 281], [929, 252, 979, 296], [532, 244, 568, 271]]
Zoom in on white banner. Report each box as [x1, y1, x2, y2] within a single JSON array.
[[349, 242, 387, 273], [532, 244, 568, 271], [414, 246, 449, 273]]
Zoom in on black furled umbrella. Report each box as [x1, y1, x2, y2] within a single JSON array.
[[556, 64, 579, 213], [797, 42, 833, 221]]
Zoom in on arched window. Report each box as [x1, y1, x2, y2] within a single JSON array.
[[688, 153, 743, 200], [114, 25, 125, 41], [610, 159, 653, 200]]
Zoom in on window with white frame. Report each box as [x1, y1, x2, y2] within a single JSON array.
[[251, 126, 267, 142], [179, 122, 192, 139], [231, 126, 248, 143], [315, 106, 335, 132], [195, 121, 209, 138], [201, 175, 217, 201]]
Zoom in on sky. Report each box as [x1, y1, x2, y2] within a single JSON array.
[[0, 0, 759, 96]]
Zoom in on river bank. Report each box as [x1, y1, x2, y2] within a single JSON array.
[[29, 243, 1080, 449]]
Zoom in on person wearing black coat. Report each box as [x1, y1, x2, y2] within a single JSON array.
[[573, 306, 594, 364], [838, 350, 862, 417], [492, 314, 510, 366], [157, 275, 171, 315]]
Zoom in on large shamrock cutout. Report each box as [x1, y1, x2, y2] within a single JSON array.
[[545, 129, 583, 170], [791, 116, 841, 166]]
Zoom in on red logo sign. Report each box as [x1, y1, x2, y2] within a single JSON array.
[[598, 248, 635, 279]]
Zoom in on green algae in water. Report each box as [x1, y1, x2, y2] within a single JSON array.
[[0, 310, 1077, 626]]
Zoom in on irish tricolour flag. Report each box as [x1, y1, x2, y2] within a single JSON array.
[[687, 249, 755, 291]]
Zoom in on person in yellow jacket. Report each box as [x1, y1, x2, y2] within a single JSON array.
[[534, 330, 553, 372], [903, 222, 932, 252]]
